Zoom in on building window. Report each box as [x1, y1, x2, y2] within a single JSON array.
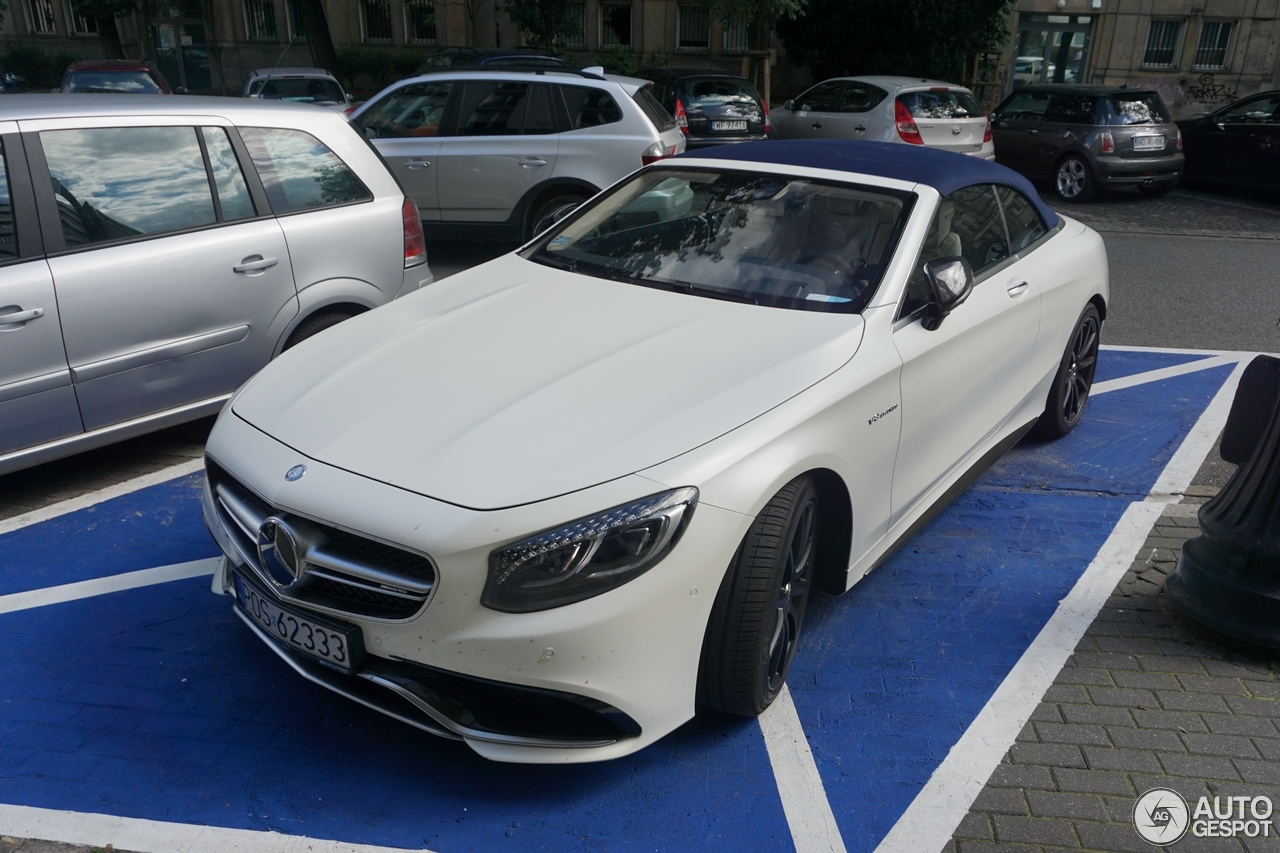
[[26, 0, 56, 33], [600, 2, 631, 46], [361, 0, 393, 41], [1193, 20, 1233, 70], [677, 5, 708, 51], [68, 1, 97, 34], [1142, 19, 1181, 68], [285, 0, 306, 39], [244, 0, 277, 40], [405, 0, 435, 42], [722, 16, 747, 53], [560, 2, 584, 48]]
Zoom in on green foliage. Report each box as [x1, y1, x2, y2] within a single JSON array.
[[709, 0, 804, 28], [505, 0, 575, 50], [68, 0, 138, 23], [335, 48, 426, 89], [777, 0, 1013, 84], [2, 45, 80, 87], [593, 44, 634, 76], [644, 48, 672, 69]]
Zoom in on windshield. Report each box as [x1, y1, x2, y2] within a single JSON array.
[[251, 77, 345, 103], [1107, 94, 1170, 125], [65, 71, 161, 94], [899, 90, 984, 119], [530, 168, 911, 313], [483, 55, 566, 67]]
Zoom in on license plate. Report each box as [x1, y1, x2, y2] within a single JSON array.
[[712, 120, 748, 132], [1133, 135, 1165, 150], [234, 574, 361, 673]]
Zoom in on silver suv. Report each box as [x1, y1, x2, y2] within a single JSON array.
[[0, 95, 432, 476], [350, 68, 686, 241]]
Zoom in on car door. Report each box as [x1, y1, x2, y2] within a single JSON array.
[[28, 120, 299, 432], [0, 131, 82, 457], [1029, 92, 1097, 175], [774, 80, 846, 139], [991, 89, 1051, 174], [434, 80, 559, 222], [352, 80, 453, 220], [890, 184, 1042, 519], [823, 80, 888, 140], [1208, 93, 1280, 186]]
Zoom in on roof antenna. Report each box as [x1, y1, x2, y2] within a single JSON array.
[[261, 34, 298, 93]]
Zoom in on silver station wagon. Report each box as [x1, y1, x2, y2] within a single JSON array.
[[0, 95, 432, 476]]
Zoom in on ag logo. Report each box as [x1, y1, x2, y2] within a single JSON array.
[[1134, 788, 1190, 845]]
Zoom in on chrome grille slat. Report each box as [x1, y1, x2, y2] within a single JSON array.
[[206, 459, 436, 621]]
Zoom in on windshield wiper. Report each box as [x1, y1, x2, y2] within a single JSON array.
[[668, 281, 758, 305], [532, 253, 577, 273]]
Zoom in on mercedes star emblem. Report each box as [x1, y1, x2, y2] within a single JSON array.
[[256, 516, 306, 590], [285, 464, 306, 482]]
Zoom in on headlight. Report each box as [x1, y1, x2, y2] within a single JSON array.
[[482, 488, 698, 613]]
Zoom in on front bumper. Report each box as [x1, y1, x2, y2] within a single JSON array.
[[1093, 152, 1185, 185], [203, 408, 750, 763]]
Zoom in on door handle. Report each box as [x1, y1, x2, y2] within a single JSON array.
[[1007, 280, 1030, 297], [0, 306, 44, 326], [233, 255, 279, 274], [1061, 129, 1074, 138], [811, 122, 823, 129], [403, 158, 432, 170], [854, 125, 866, 133], [517, 157, 547, 168], [1027, 128, 1039, 134]]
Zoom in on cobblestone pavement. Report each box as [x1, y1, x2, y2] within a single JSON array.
[[0, 837, 130, 853], [1054, 188, 1280, 241]]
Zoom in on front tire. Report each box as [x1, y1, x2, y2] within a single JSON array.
[[698, 476, 818, 716], [1055, 155, 1097, 202], [1034, 304, 1101, 438], [526, 192, 588, 241], [282, 309, 357, 351]]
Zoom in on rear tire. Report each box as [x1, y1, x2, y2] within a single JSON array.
[[282, 309, 357, 351], [1054, 155, 1097, 202], [698, 476, 818, 716], [526, 193, 587, 241], [1034, 304, 1101, 438]]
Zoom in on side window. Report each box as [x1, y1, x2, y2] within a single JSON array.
[[1044, 94, 1096, 124], [901, 186, 1008, 319], [0, 141, 17, 261], [839, 83, 887, 113], [562, 85, 624, 129], [997, 186, 1048, 252], [239, 127, 372, 214], [41, 126, 216, 248], [795, 81, 843, 112], [200, 127, 255, 222], [996, 91, 1050, 122], [355, 82, 452, 139], [1219, 94, 1280, 124], [457, 81, 531, 136], [523, 84, 556, 134]]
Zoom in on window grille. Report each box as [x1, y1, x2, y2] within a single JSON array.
[[677, 5, 708, 51], [1193, 20, 1232, 70], [1143, 19, 1181, 67], [244, 0, 277, 40], [405, 0, 435, 42], [27, 0, 56, 33], [286, 0, 306, 39], [722, 16, 747, 53], [68, 1, 97, 34], [600, 2, 631, 46], [560, 2, 585, 48], [361, 0, 393, 41]]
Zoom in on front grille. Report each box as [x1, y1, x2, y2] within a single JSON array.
[[207, 458, 436, 620]]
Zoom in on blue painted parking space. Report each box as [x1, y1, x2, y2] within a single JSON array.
[[0, 349, 1235, 852]]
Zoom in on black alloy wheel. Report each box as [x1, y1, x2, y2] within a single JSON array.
[[1035, 303, 1101, 438], [527, 192, 588, 241], [698, 475, 818, 716], [1055, 155, 1097, 202]]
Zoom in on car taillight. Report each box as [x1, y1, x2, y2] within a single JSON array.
[[762, 100, 771, 135], [983, 114, 992, 143], [402, 197, 426, 269], [894, 98, 923, 145], [642, 142, 678, 166], [674, 99, 689, 134], [1176, 128, 1183, 151], [343, 106, 356, 116], [1100, 130, 1115, 154]]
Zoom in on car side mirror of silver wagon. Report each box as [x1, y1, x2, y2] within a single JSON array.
[[921, 256, 974, 331], [784, 99, 795, 111]]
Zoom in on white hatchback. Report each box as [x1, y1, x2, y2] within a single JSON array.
[[773, 75, 995, 160]]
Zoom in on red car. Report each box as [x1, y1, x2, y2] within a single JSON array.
[[59, 60, 175, 94]]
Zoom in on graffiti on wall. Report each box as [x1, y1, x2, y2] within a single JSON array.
[[1186, 74, 1238, 105]]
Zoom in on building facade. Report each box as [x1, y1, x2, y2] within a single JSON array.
[[1002, 0, 1280, 117]]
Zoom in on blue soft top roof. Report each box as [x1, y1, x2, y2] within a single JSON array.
[[678, 139, 1059, 229]]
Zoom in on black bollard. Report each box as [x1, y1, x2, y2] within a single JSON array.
[[1165, 355, 1280, 650]]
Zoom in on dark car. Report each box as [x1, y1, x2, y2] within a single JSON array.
[[418, 48, 567, 71], [637, 67, 769, 148], [59, 59, 174, 94], [990, 84, 1184, 201], [1178, 91, 1280, 193]]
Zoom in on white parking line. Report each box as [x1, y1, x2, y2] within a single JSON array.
[[0, 558, 219, 615], [872, 353, 1246, 853], [1091, 355, 1238, 397], [759, 685, 848, 853], [0, 458, 204, 537], [0, 803, 431, 853]]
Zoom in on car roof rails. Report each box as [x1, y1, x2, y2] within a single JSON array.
[[411, 66, 607, 81]]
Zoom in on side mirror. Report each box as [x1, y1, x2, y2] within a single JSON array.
[[174, 86, 188, 94], [784, 99, 795, 111], [346, 93, 353, 102], [921, 256, 974, 331]]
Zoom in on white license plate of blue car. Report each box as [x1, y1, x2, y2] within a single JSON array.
[[712, 120, 748, 132]]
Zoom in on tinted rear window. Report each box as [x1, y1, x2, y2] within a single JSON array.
[[682, 78, 760, 110], [899, 90, 983, 119], [65, 70, 161, 94], [1107, 94, 1171, 125], [250, 77, 344, 103], [633, 86, 677, 132]]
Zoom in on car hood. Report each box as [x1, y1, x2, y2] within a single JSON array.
[[232, 254, 865, 510]]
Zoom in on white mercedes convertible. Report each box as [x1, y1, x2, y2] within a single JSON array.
[[202, 140, 1108, 763]]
